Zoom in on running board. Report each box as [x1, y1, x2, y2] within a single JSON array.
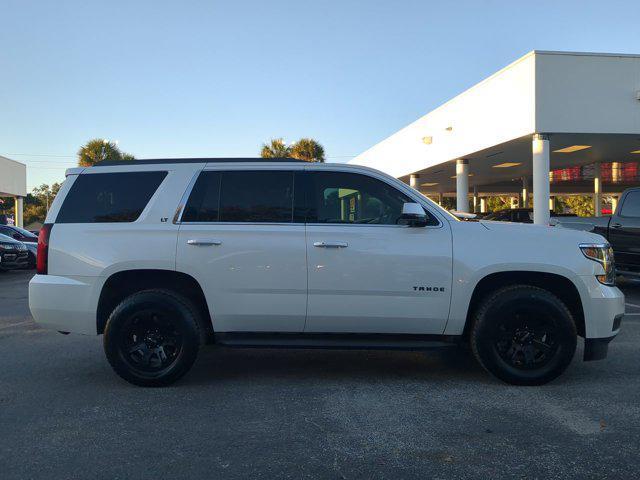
[[214, 333, 461, 351]]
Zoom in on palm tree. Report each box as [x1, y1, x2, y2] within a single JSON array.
[[77, 139, 135, 166], [290, 138, 325, 163], [260, 138, 291, 159]]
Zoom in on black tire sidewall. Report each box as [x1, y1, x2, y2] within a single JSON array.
[[104, 290, 201, 387], [472, 286, 577, 386]]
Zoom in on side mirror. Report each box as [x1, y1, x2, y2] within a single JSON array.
[[400, 202, 428, 227], [13, 233, 21, 240]]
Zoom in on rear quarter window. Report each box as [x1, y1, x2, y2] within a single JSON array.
[[56, 171, 167, 223]]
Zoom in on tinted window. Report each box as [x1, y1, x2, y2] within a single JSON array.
[[0, 226, 37, 241], [307, 171, 437, 225], [57, 172, 167, 223], [183, 170, 294, 223], [620, 191, 640, 218], [182, 171, 221, 222]]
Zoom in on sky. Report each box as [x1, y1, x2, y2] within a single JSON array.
[[1, 0, 640, 190]]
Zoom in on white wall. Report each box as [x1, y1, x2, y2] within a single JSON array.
[[0, 156, 27, 197], [350, 52, 537, 178], [536, 52, 640, 135]]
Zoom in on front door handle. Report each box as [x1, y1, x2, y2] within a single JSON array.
[[610, 223, 623, 229], [187, 239, 222, 246], [313, 241, 348, 248]]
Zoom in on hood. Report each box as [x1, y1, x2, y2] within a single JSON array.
[[479, 220, 606, 244]]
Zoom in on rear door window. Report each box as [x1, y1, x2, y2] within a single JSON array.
[[183, 170, 295, 223], [56, 171, 167, 223]]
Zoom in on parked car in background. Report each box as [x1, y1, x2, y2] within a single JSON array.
[[29, 159, 624, 387], [554, 187, 640, 278], [0, 233, 29, 271], [483, 208, 576, 223], [0, 225, 38, 268]]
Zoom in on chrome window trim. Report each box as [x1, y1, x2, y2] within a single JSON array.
[[173, 168, 204, 224]]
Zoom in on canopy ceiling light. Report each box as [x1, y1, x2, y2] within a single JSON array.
[[421, 182, 438, 187], [492, 162, 521, 168], [450, 173, 474, 178], [631, 150, 640, 154], [553, 145, 592, 153]]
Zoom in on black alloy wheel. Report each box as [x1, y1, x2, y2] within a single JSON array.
[[104, 289, 201, 387], [471, 285, 577, 386]]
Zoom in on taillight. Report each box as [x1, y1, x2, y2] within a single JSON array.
[[37, 224, 53, 275]]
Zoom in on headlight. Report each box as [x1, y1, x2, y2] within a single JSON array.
[[579, 243, 615, 286]]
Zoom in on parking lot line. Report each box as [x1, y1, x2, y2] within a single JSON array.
[[0, 320, 31, 330], [625, 302, 640, 309]]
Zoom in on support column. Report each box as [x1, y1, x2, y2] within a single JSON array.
[[521, 176, 529, 208], [456, 159, 469, 212], [593, 162, 602, 217], [437, 193, 443, 206], [480, 197, 487, 214], [14, 197, 24, 228], [511, 196, 519, 209], [532, 133, 550, 225], [472, 186, 478, 213], [549, 196, 556, 212], [409, 174, 420, 190]]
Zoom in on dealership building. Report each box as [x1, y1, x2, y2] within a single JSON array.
[[0, 155, 27, 227], [350, 51, 640, 224]]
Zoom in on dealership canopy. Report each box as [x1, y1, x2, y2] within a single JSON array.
[[350, 51, 640, 224]]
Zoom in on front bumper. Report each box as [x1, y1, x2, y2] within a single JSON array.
[[0, 250, 29, 270], [579, 275, 625, 361]]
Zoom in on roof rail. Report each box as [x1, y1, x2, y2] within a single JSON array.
[[94, 157, 307, 166]]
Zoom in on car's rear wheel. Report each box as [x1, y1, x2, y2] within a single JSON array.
[[104, 289, 201, 387], [470, 285, 577, 386]]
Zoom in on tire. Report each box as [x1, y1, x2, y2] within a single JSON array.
[[470, 285, 577, 386], [103, 289, 201, 387]]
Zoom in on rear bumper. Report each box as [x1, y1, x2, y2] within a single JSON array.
[[29, 274, 101, 335]]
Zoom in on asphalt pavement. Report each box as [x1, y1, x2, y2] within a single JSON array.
[[1, 269, 639, 479]]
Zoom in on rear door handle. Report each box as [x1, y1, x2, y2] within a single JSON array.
[[313, 241, 348, 248], [610, 223, 623, 229], [187, 239, 222, 246]]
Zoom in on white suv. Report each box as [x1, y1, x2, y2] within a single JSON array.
[[29, 158, 625, 386]]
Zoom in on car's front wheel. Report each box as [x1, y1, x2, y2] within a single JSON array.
[[470, 285, 577, 386], [103, 289, 201, 387]]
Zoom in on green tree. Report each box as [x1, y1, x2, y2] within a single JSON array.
[[77, 139, 135, 166], [290, 138, 325, 162], [23, 183, 62, 225], [557, 195, 594, 217], [260, 138, 291, 159], [486, 196, 512, 212]]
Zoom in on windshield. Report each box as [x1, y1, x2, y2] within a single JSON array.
[[0, 233, 19, 243], [9, 226, 38, 239]]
